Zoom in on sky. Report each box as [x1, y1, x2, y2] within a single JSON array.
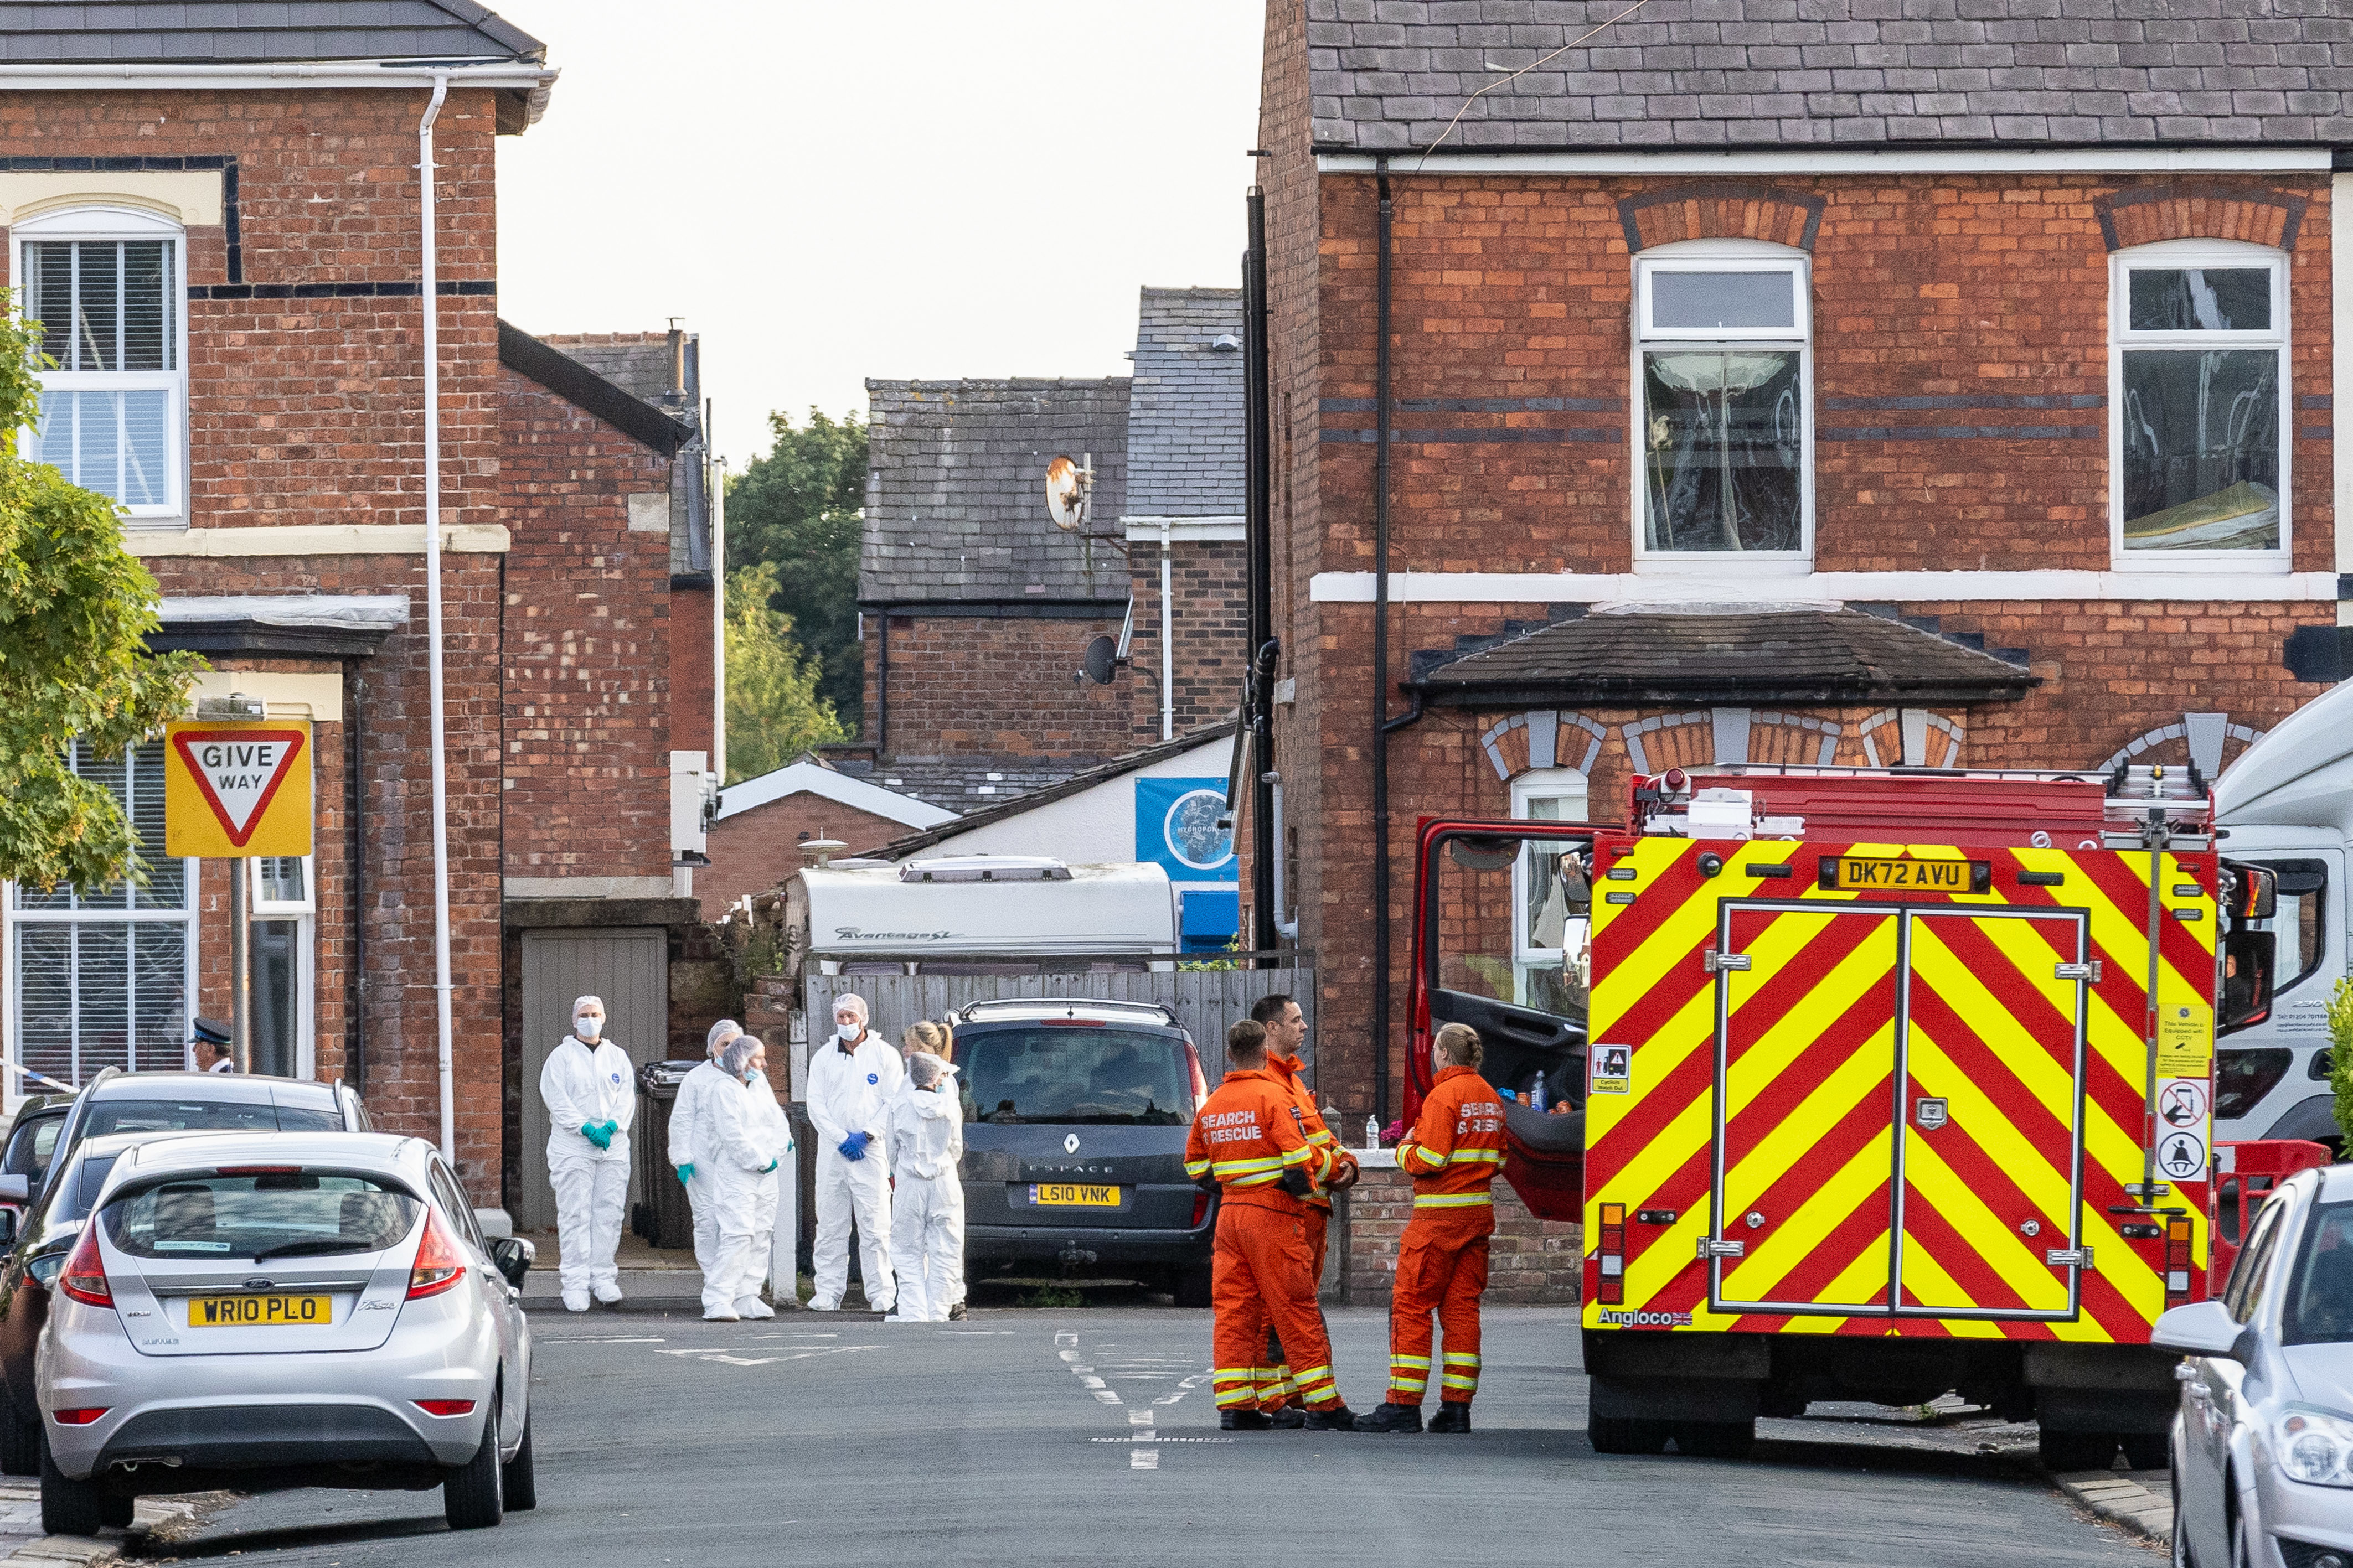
[[489, 1, 1267, 473]]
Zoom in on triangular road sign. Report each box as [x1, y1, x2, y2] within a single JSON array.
[[169, 728, 307, 849]]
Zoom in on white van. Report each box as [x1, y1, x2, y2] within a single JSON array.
[[2212, 682, 2353, 1153], [781, 856, 1179, 976]]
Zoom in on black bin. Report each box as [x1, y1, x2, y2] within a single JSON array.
[[632, 1060, 703, 1251]]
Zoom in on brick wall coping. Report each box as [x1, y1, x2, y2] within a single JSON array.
[[127, 524, 513, 557]]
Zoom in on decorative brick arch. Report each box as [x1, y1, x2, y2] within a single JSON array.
[[2101, 716, 2264, 775], [1617, 182, 1826, 255], [1479, 709, 1608, 783], [1856, 708, 1965, 769], [2093, 183, 2308, 252]]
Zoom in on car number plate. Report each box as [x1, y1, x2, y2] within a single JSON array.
[[188, 1294, 333, 1328], [1031, 1183, 1120, 1208], [1825, 856, 1988, 893]]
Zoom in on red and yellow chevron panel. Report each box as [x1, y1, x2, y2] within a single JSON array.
[[1582, 836, 2214, 1345]]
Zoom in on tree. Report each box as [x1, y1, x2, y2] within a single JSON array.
[[2330, 975, 2353, 1153], [725, 561, 845, 784], [724, 408, 866, 728], [0, 300, 202, 892]]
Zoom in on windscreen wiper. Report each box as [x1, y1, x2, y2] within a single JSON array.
[[248, 1238, 364, 1262]]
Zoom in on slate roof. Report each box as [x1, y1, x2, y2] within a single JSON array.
[[860, 379, 1132, 606], [0, 0, 545, 64], [1410, 605, 2040, 705], [1124, 288, 1245, 520], [1308, 0, 2353, 152], [840, 757, 1094, 816]]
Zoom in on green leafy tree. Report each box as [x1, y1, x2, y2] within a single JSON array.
[[0, 298, 202, 892], [724, 408, 866, 729], [725, 561, 845, 784], [2329, 975, 2353, 1151]]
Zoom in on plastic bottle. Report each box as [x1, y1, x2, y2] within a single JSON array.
[[1365, 1116, 1380, 1151], [1530, 1075, 1547, 1113]]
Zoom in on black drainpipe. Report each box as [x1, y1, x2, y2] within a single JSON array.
[[344, 663, 367, 1100], [1370, 156, 1396, 1129], [875, 608, 890, 754], [1243, 185, 1278, 953]]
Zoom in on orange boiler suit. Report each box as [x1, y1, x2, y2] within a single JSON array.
[[1387, 1063, 1504, 1407], [1260, 1052, 1356, 1412], [1184, 1067, 1345, 1413]]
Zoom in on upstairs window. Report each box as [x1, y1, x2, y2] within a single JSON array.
[[2112, 242, 2288, 562], [1635, 242, 1811, 559], [13, 209, 185, 522]]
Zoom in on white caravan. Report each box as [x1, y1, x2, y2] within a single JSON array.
[[2213, 681, 2353, 1153], [782, 856, 1179, 976]]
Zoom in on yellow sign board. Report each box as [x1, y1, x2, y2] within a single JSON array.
[[163, 720, 313, 858]]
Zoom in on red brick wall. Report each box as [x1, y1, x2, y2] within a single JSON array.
[[863, 614, 1130, 762], [1124, 538, 1249, 744], [672, 583, 715, 759], [703, 792, 911, 913], [498, 365, 675, 885], [1334, 1164, 1581, 1307]]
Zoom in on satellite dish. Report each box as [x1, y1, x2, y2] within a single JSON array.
[[1045, 453, 1093, 532], [1080, 634, 1119, 685]]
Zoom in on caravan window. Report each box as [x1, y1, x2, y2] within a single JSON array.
[[960, 1029, 1193, 1126]]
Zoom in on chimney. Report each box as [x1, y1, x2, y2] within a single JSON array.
[[665, 319, 686, 407]]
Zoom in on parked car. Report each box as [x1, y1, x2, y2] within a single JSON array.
[[13, 1070, 370, 1209], [953, 998, 1215, 1304], [0, 1096, 74, 1226], [2155, 1162, 2353, 1568], [34, 1132, 534, 1535]]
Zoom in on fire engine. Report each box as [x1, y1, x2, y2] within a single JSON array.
[[1407, 762, 2279, 1468]]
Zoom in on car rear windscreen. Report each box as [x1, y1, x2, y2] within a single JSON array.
[[84, 1099, 323, 1137], [961, 1028, 1191, 1125], [104, 1173, 421, 1262]]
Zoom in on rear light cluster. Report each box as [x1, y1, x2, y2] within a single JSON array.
[[50, 1409, 107, 1426], [58, 1228, 110, 1309], [413, 1399, 476, 1417], [1596, 1202, 1626, 1306], [2166, 1215, 2195, 1303], [1191, 1189, 1211, 1229], [407, 1211, 465, 1301]]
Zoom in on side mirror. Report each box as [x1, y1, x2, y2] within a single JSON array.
[[1557, 856, 1592, 918], [0, 1176, 27, 1205], [2226, 863, 2279, 922], [487, 1235, 533, 1290], [2152, 1299, 2247, 1360]]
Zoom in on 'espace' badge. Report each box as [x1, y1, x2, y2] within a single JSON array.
[[1589, 1044, 1632, 1096]]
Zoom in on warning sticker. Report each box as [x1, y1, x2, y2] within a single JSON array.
[[2158, 1078, 2209, 1130], [2155, 1002, 2213, 1079], [2156, 1127, 2210, 1181], [1589, 1043, 1632, 1096]]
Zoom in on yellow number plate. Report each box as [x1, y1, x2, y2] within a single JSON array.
[[1829, 857, 1985, 893], [188, 1294, 333, 1328], [1030, 1184, 1120, 1208]]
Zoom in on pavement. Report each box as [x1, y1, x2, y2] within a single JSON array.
[[91, 1305, 2164, 1567], [514, 1229, 713, 1313]]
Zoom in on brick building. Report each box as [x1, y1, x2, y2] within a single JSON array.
[[1253, 0, 2353, 1127], [0, 3, 719, 1225]]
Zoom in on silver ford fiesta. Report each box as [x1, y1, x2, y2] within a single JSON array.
[[33, 1132, 535, 1536]]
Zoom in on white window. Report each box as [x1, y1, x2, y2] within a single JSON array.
[[2111, 240, 2289, 564], [248, 857, 315, 1079], [6, 741, 196, 1101], [12, 207, 187, 524], [1511, 769, 1590, 1017], [1633, 241, 1812, 561]]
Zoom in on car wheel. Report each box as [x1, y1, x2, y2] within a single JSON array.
[[442, 1390, 505, 1531], [1675, 1419, 1756, 1461], [2038, 1427, 2118, 1472], [100, 1493, 133, 1530], [500, 1407, 537, 1513], [0, 1385, 40, 1478], [2120, 1431, 2170, 1471], [1588, 1414, 1671, 1456], [38, 1428, 106, 1538], [1173, 1263, 1212, 1310]]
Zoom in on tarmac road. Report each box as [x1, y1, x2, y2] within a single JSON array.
[[129, 1306, 2156, 1567]]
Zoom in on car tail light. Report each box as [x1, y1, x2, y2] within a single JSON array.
[[58, 1227, 111, 1308], [1183, 1041, 1209, 1108], [49, 1409, 107, 1426], [2166, 1215, 2195, 1303], [1596, 1203, 1626, 1306], [215, 1167, 300, 1177], [1191, 1189, 1211, 1228], [414, 1399, 477, 1417], [406, 1210, 465, 1300]]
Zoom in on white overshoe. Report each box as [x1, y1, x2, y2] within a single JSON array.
[[562, 1290, 590, 1312], [591, 1282, 624, 1305], [736, 1300, 775, 1320], [703, 1308, 740, 1322], [808, 1298, 839, 1312]]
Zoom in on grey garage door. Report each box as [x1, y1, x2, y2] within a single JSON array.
[[517, 928, 668, 1235]]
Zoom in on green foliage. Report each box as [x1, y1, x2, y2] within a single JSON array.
[[724, 408, 866, 729], [2328, 975, 2353, 1150], [0, 298, 202, 892], [724, 560, 845, 785]]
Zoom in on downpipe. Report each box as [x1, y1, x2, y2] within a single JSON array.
[[1370, 156, 1396, 1127], [417, 70, 457, 1163]]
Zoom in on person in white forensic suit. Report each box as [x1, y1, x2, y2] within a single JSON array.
[[672, 1018, 740, 1292], [703, 1035, 788, 1321], [896, 1019, 967, 1319], [806, 993, 901, 1313], [538, 994, 636, 1312], [884, 1049, 966, 1323], [741, 1039, 800, 1309]]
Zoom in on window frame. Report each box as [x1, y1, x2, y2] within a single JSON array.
[[9, 205, 190, 527], [1630, 239, 1815, 570], [2107, 239, 2291, 572], [1510, 769, 1591, 1007]]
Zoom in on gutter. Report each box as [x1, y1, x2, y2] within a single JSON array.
[[0, 59, 559, 127]]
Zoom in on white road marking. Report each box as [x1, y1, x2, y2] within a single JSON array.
[[1128, 1411, 1155, 1426], [1131, 1450, 1159, 1469], [539, 1336, 665, 1345], [657, 1346, 881, 1368]]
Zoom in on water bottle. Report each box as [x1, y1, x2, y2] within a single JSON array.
[[1530, 1074, 1547, 1113], [1365, 1116, 1380, 1151]]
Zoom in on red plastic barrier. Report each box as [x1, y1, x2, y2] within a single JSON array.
[[2210, 1139, 2334, 1290]]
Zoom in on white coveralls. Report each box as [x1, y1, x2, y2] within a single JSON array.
[[539, 1035, 636, 1296], [885, 1075, 966, 1322], [747, 1072, 799, 1303], [806, 1033, 904, 1310], [704, 1074, 792, 1314], [669, 1060, 730, 1280]]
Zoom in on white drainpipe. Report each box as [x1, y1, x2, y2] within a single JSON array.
[[418, 71, 456, 1164]]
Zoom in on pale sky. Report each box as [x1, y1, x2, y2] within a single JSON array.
[[489, 1, 1267, 472]]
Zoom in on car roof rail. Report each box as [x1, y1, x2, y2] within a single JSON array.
[[956, 997, 1179, 1026]]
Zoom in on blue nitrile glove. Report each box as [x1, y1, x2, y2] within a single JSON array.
[[762, 1160, 779, 1174], [603, 1120, 622, 1142], [675, 1163, 694, 1185], [582, 1122, 611, 1151], [839, 1131, 870, 1161]]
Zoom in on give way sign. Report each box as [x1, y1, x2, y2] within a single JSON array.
[[163, 720, 313, 857]]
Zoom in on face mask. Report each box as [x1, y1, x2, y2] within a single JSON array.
[[576, 1017, 602, 1041], [836, 1022, 860, 1042], [741, 1067, 758, 1083]]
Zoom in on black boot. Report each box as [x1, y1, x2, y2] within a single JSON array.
[[947, 1301, 968, 1321], [1353, 1401, 1425, 1434], [1268, 1405, 1307, 1429], [1427, 1403, 1472, 1433], [1302, 1404, 1361, 1432], [1220, 1409, 1273, 1431]]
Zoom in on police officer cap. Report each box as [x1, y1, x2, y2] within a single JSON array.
[[189, 1018, 231, 1047]]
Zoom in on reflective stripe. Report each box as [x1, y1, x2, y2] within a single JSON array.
[[1280, 1145, 1312, 1167], [1293, 1364, 1333, 1384], [1225, 1172, 1284, 1188], [1210, 1156, 1284, 1176], [1390, 1354, 1432, 1369], [1441, 1373, 1479, 1391], [1399, 1143, 1447, 1173], [1447, 1147, 1503, 1164], [1215, 1386, 1258, 1407], [1412, 1192, 1494, 1208], [1442, 1352, 1482, 1367], [1212, 1367, 1257, 1380], [1184, 1159, 1211, 1177], [1390, 1376, 1428, 1393]]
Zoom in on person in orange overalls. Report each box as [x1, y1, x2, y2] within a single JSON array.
[[1250, 993, 1359, 1425], [1356, 1022, 1503, 1434], [1184, 1018, 1360, 1433]]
